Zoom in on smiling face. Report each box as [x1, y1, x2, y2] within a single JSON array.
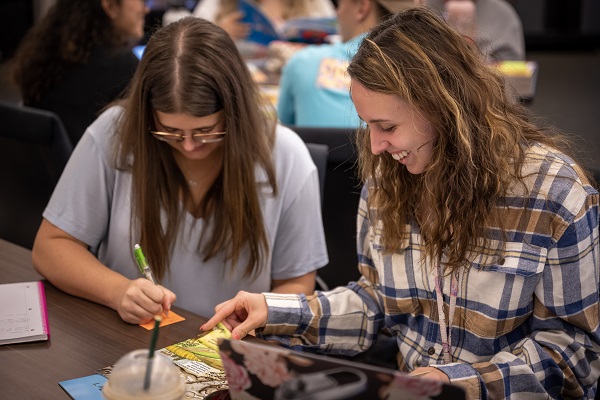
[[351, 79, 436, 175], [153, 110, 225, 163]]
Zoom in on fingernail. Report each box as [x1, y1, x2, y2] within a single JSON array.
[[200, 324, 205, 330], [233, 332, 241, 340]]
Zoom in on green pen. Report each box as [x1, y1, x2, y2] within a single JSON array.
[[134, 243, 157, 285]]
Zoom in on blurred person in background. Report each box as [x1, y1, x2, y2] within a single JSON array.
[[11, 0, 148, 145], [191, 0, 336, 41], [278, 0, 416, 128], [425, 0, 525, 61]]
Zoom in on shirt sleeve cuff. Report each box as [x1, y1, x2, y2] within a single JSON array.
[[260, 293, 307, 336], [434, 363, 483, 400]]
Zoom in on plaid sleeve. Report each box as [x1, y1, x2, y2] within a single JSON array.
[[436, 190, 600, 399], [260, 185, 386, 355]]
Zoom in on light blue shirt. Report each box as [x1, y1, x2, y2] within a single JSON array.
[[277, 35, 365, 128], [43, 106, 328, 317]]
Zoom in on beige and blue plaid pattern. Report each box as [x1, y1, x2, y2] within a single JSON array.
[[261, 143, 600, 399]]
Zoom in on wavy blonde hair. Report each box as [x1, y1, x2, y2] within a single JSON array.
[[347, 7, 580, 272]]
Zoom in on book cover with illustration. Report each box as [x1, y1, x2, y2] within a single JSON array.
[[96, 323, 231, 399]]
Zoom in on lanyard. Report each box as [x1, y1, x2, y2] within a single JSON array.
[[434, 265, 462, 364]]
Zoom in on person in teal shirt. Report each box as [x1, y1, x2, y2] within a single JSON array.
[[277, 0, 412, 128]]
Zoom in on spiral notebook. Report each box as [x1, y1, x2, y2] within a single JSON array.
[[0, 281, 50, 345]]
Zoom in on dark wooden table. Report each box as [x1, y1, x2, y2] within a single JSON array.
[[0, 238, 209, 399]]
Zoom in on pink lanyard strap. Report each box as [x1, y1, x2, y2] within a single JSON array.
[[434, 265, 462, 364]]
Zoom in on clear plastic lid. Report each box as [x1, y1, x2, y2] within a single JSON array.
[[102, 349, 185, 400]]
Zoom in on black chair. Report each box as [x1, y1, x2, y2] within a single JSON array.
[[305, 143, 328, 205], [0, 101, 73, 249], [289, 126, 362, 290], [304, 142, 329, 290]]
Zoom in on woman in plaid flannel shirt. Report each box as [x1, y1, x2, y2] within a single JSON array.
[[203, 7, 600, 399]]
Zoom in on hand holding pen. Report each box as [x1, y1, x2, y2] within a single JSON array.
[[133, 243, 176, 319], [134, 244, 157, 285]]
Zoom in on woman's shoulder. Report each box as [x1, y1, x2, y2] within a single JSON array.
[[525, 143, 582, 181], [273, 124, 309, 153], [63, 106, 124, 177], [272, 124, 315, 172], [89, 105, 124, 130], [521, 143, 597, 207], [83, 105, 125, 149]]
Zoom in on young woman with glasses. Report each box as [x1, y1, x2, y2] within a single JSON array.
[[31, 17, 328, 324]]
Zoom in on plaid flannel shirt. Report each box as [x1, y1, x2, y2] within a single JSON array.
[[260, 143, 600, 399]]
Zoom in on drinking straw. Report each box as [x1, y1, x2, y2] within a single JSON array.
[[143, 315, 162, 391]]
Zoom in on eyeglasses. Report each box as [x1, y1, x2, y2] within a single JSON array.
[[150, 130, 227, 144]]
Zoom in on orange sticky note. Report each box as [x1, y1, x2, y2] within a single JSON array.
[[139, 311, 185, 330]]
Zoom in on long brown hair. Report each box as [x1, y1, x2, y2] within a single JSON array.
[[115, 17, 277, 281], [347, 7, 581, 272]]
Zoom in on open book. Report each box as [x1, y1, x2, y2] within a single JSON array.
[[59, 323, 232, 399], [74, 323, 232, 399], [0, 281, 50, 345], [239, 0, 337, 46]]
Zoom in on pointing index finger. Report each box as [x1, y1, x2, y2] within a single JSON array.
[[200, 301, 235, 331]]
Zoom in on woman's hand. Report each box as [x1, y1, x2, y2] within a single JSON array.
[[409, 367, 450, 382], [200, 291, 268, 339], [115, 278, 176, 324]]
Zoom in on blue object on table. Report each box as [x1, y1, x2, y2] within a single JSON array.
[[58, 374, 108, 399]]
